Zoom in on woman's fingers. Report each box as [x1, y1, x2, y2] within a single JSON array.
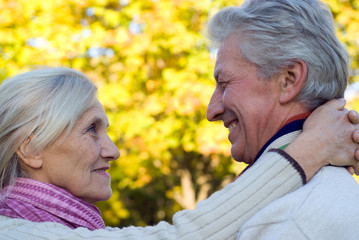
[[347, 166, 355, 175], [348, 109, 359, 124], [348, 115, 359, 173]]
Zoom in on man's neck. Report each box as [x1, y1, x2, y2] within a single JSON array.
[[254, 112, 311, 161], [234, 112, 311, 181]]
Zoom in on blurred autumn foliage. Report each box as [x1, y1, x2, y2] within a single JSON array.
[[0, 0, 358, 227]]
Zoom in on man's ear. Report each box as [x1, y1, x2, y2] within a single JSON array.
[[16, 135, 43, 169], [279, 59, 307, 104]]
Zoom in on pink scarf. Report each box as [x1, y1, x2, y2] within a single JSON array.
[[0, 178, 105, 230]]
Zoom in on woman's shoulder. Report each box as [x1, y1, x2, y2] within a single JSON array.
[[0, 215, 160, 239], [0, 215, 77, 239]]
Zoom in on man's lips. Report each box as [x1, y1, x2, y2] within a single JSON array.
[[224, 119, 239, 131]]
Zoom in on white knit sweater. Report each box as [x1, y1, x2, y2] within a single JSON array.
[[237, 166, 359, 240], [235, 119, 359, 239], [0, 151, 303, 240]]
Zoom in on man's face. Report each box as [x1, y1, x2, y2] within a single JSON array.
[[207, 34, 282, 164]]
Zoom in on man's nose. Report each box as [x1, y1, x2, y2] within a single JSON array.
[[207, 88, 224, 122]]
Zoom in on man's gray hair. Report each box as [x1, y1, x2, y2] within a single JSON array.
[[0, 67, 97, 189], [207, 0, 349, 109]]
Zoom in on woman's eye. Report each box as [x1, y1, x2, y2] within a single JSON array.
[[87, 124, 96, 133]]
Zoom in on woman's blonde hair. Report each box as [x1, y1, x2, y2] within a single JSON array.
[[0, 67, 97, 189]]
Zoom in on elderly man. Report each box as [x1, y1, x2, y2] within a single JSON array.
[[206, 0, 359, 239]]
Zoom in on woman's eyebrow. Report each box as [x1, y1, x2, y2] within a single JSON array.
[[85, 115, 109, 128]]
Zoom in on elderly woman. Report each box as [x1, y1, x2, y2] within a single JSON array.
[[0, 67, 117, 230], [0, 67, 358, 239]]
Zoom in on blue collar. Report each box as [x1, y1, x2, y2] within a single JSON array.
[[253, 118, 306, 162], [240, 117, 307, 175]]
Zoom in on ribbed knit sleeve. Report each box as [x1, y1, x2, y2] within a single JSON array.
[[0, 150, 304, 240]]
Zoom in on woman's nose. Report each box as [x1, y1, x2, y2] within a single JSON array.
[[101, 135, 120, 161]]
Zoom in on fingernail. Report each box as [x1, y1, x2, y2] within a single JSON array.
[[351, 110, 359, 118]]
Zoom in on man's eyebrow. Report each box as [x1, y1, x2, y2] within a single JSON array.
[[214, 71, 219, 82]]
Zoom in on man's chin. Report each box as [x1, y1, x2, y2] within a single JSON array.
[[231, 150, 253, 164], [231, 150, 243, 163]]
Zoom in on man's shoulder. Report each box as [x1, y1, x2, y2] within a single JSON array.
[[252, 166, 359, 217], [237, 166, 359, 239], [306, 165, 359, 191], [292, 166, 359, 213]]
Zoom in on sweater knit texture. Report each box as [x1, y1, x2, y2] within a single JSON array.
[[0, 119, 307, 239], [0, 151, 304, 239], [236, 119, 359, 240]]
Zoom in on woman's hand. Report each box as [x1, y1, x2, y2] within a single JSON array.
[[285, 99, 359, 180], [346, 109, 359, 174]]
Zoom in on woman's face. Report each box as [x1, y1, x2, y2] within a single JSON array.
[[35, 100, 120, 203]]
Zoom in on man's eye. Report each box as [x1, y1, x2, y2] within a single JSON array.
[[218, 81, 227, 88]]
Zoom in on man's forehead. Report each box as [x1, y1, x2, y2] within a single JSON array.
[[213, 45, 230, 79], [213, 61, 224, 81], [214, 54, 252, 80]]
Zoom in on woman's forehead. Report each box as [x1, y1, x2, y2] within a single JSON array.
[[77, 101, 109, 126]]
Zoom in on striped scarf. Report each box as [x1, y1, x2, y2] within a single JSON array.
[[0, 177, 105, 230]]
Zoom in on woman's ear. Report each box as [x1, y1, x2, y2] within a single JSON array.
[[279, 59, 307, 104], [16, 135, 43, 169]]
